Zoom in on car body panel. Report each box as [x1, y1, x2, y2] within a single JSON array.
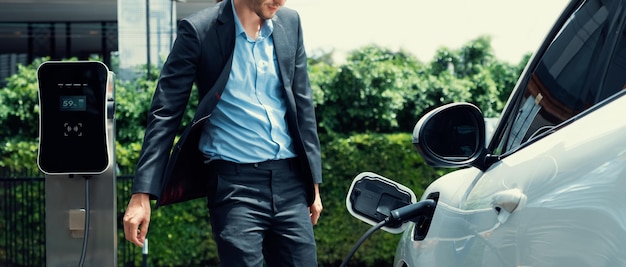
[[397, 92, 626, 266], [394, 0, 626, 265]]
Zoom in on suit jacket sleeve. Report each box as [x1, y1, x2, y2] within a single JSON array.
[[131, 19, 201, 198], [291, 11, 323, 185]]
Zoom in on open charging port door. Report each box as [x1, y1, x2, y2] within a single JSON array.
[[346, 172, 417, 234]]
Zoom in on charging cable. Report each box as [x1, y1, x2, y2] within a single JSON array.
[[77, 176, 92, 267], [339, 199, 436, 267]]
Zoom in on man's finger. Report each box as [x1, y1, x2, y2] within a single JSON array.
[[310, 211, 320, 225], [123, 213, 149, 247], [137, 219, 150, 246], [123, 218, 141, 246]]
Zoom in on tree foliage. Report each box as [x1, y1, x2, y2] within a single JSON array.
[[314, 45, 425, 134], [311, 36, 526, 134], [417, 35, 521, 118], [0, 58, 46, 172], [0, 61, 40, 140]]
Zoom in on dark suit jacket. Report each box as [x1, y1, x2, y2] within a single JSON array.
[[131, 0, 322, 207]]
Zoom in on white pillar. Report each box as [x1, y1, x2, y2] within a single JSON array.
[[117, 0, 177, 80]]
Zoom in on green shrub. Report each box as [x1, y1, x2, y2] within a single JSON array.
[[113, 132, 447, 266]]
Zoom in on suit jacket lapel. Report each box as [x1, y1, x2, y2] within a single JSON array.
[[272, 15, 298, 113], [193, 0, 235, 122], [217, 0, 236, 61]]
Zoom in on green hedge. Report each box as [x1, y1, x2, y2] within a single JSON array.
[[1, 133, 447, 266], [126, 132, 447, 266]]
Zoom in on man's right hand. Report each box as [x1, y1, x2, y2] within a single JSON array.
[[123, 193, 152, 247]]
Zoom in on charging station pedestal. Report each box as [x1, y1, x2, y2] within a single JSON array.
[[37, 61, 117, 267]]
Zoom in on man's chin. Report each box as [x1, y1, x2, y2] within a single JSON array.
[[257, 12, 276, 20]]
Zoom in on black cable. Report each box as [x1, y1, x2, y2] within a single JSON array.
[[142, 238, 148, 267], [78, 177, 91, 267], [340, 199, 437, 266], [339, 218, 389, 267]]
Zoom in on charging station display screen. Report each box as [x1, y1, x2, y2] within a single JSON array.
[[37, 62, 109, 174], [60, 95, 87, 111]]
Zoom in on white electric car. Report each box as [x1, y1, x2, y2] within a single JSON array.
[[393, 0, 626, 265]]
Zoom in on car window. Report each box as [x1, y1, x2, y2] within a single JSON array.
[[493, 0, 626, 155]]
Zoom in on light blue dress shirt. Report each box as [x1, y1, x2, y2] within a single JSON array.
[[199, 4, 296, 163]]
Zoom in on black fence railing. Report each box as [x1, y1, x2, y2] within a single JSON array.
[[1, 176, 45, 267], [0, 171, 143, 266]]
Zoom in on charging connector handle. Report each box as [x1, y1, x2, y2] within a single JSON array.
[[389, 199, 436, 224]]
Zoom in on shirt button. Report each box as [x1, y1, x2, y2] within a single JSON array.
[[254, 163, 259, 168]]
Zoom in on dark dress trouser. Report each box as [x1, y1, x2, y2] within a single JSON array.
[[206, 158, 318, 267]]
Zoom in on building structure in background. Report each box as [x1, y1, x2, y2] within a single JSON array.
[[0, 0, 214, 84]]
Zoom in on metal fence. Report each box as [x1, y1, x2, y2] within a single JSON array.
[[0, 170, 143, 266]]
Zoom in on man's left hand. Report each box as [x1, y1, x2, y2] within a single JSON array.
[[309, 183, 323, 225]]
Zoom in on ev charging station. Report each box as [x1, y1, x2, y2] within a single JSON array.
[[37, 61, 117, 266]]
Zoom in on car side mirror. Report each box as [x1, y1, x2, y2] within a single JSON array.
[[413, 102, 488, 170]]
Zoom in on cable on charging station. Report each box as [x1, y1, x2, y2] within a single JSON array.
[[77, 176, 92, 267]]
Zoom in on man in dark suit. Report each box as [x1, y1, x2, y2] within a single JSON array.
[[122, 0, 323, 265]]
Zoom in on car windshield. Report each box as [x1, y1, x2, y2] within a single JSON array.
[[494, 0, 626, 154]]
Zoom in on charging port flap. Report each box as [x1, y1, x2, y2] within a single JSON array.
[[346, 172, 417, 234]]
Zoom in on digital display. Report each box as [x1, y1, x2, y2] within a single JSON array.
[[60, 95, 87, 111]]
